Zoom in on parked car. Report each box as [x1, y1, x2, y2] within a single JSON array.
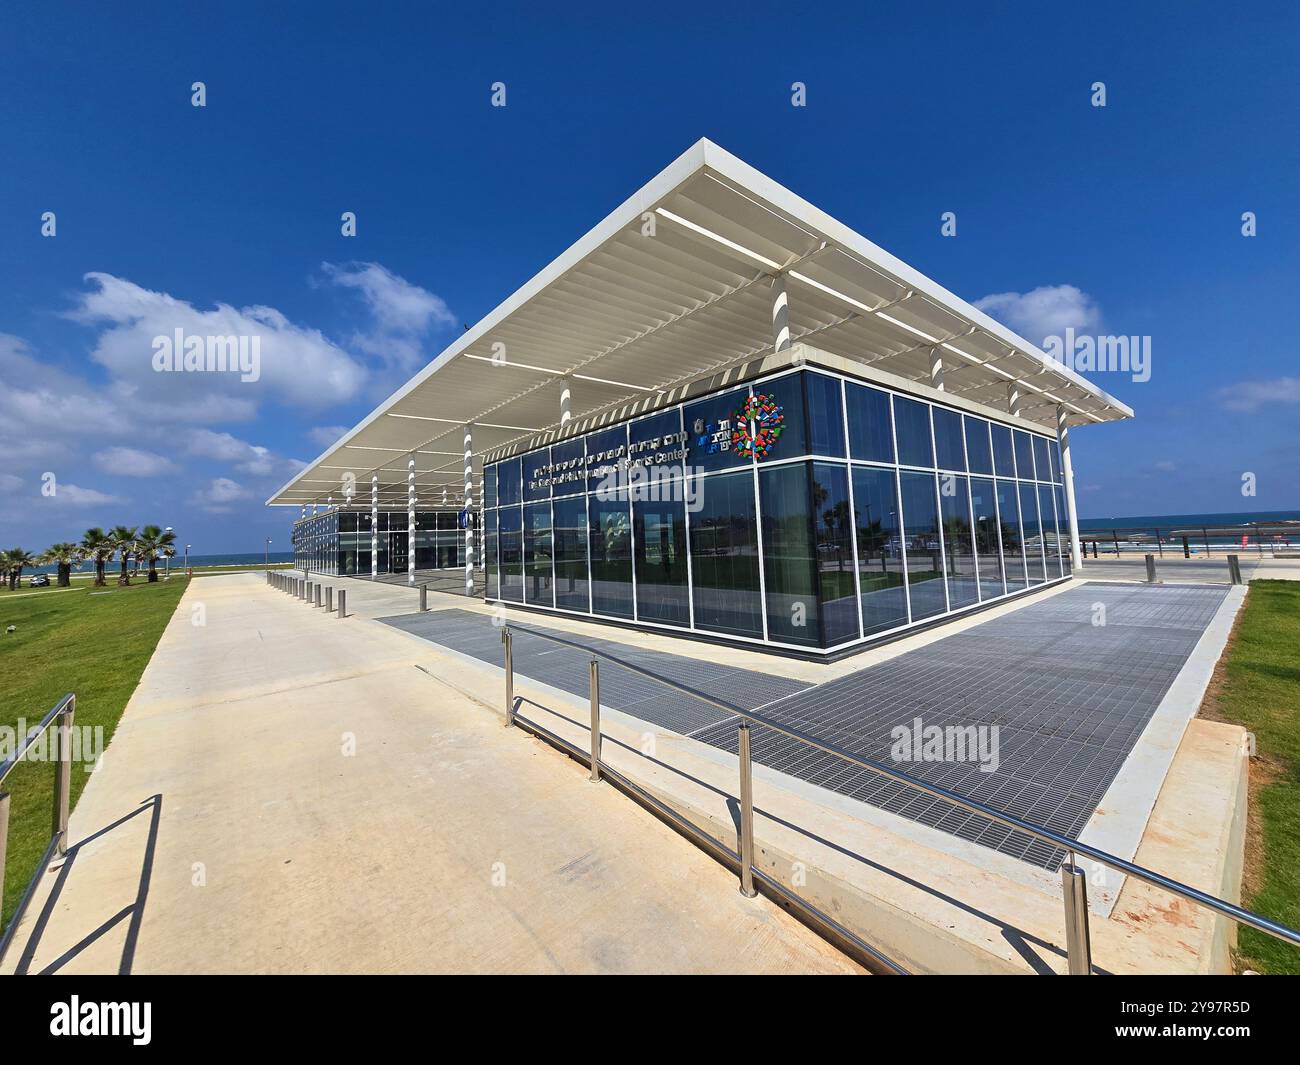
[[29, 573, 50, 587]]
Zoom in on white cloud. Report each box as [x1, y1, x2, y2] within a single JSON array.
[[188, 477, 251, 513], [1217, 377, 1300, 413], [321, 261, 454, 373], [47, 483, 124, 506], [93, 446, 179, 477], [0, 474, 22, 492], [307, 425, 350, 448], [974, 285, 1102, 348], [70, 272, 369, 409]]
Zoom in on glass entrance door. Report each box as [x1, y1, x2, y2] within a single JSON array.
[[389, 531, 408, 573]]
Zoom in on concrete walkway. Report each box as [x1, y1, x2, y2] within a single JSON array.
[[3, 573, 859, 975]]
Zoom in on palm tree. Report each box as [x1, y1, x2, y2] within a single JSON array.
[[5, 548, 35, 591], [110, 526, 138, 585], [42, 542, 82, 587], [134, 525, 176, 583], [81, 527, 116, 587]]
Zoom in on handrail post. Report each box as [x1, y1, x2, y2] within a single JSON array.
[[1061, 857, 1092, 974], [503, 627, 514, 727], [1144, 553, 1157, 583], [53, 696, 74, 857], [738, 723, 757, 897], [589, 658, 601, 782]]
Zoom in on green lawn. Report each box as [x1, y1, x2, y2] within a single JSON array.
[[1201, 580, 1300, 974], [0, 577, 188, 929]]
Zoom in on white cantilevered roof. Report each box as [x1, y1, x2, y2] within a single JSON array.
[[268, 138, 1132, 509]]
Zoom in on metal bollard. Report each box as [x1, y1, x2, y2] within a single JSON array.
[[337, 589, 346, 618], [589, 658, 601, 782], [315, 584, 322, 608], [53, 697, 74, 857], [502, 627, 514, 727], [1228, 554, 1243, 585], [420, 583, 428, 611], [1061, 859, 1092, 974], [1144, 553, 1157, 583], [326, 587, 333, 612], [305, 580, 313, 603], [738, 723, 757, 898]]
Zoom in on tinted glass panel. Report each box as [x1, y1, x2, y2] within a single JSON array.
[[846, 382, 894, 463], [1013, 431, 1035, 482], [1039, 484, 1062, 579], [1054, 485, 1073, 575], [1052, 440, 1065, 484], [549, 437, 586, 497], [553, 496, 589, 610], [483, 464, 497, 510], [995, 480, 1026, 591], [498, 458, 522, 507], [523, 448, 552, 502], [586, 426, 628, 494], [852, 466, 907, 635], [812, 462, 858, 645], [900, 471, 945, 620], [628, 409, 687, 482], [498, 506, 522, 602], [932, 407, 966, 472], [524, 502, 554, 606], [588, 493, 633, 618], [805, 372, 846, 457], [759, 463, 819, 647], [1019, 482, 1046, 584], [894, 397, 934, 468], [991, 424, 1015, 478], [939, 475, 979, 609], [1032, 437, 1052, 484], [684, 386, 752, 474], [633, 493, 689, 625], [688, 470, 762, 638], [969, 477, 1005, 599], [964, 416, 993, 475]]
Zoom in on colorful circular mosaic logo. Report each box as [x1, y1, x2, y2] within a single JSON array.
[[731, 393, 785, 459]]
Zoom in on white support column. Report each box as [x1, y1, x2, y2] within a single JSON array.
[[559, 375, 572, 426], [771, 275, 791, 352], [407, 455, 416, 585], [929, 347, 945, 391], [1007, 382, 1024, 418], [464, 426, 474, 596], [370, 474, 379, 579], [1057, 404, 1083, 571]]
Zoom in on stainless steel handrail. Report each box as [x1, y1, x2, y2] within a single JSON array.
[[499, 622, 1300, 972], [0, 692, 77, 967]]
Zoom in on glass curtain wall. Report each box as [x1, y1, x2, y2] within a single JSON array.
[[480, 367, 1072, 651]]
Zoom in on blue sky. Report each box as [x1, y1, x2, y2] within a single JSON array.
[[2, 1, 1297, 553]]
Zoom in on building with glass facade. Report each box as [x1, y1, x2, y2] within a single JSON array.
[[482, 359, 1072, 653], [269, 139, 1131, 652], [292, 508, 467, 576]]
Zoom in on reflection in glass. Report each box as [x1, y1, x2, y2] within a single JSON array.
[[811, 463, 858, 644], [552, 496, 589, 610], [991, 424, 1015, 478], [633, 491, 689, 625], [1013, 431, 1035, 482], [1033, 437, 1052, 486], [995, 480, 1026, 591], [524, 502, 554, 606], [932, 407, 966, 472], [805, 372, 846, 457], [852, 466, 907, 634], [1019, 482, 1047, 584], [939, 474, 978, 608], [588, 493, 633, 618], [969, 477, 1004, 599], [964, 416, 993, 475], [1039, 484, 1062, 579], [498, 506, 522, 602], [900, 471, 945, 620], [894, 397, 934, 468], [760, 464, 819, 646], [484, 511, 499, 599], [689, 470, 762, 638], [846, 382, 894, 463], [1055, 485, 1073, 576]]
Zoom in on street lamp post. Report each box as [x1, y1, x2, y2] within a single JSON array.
[[185, 544, 191, 578], [165, 526, 173, 579], [265, 538, 272, 571]]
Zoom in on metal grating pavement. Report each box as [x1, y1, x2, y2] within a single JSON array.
[[381, 583, 1230, 870]]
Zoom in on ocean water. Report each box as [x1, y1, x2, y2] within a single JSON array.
[[29, 552, 295, 575]]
